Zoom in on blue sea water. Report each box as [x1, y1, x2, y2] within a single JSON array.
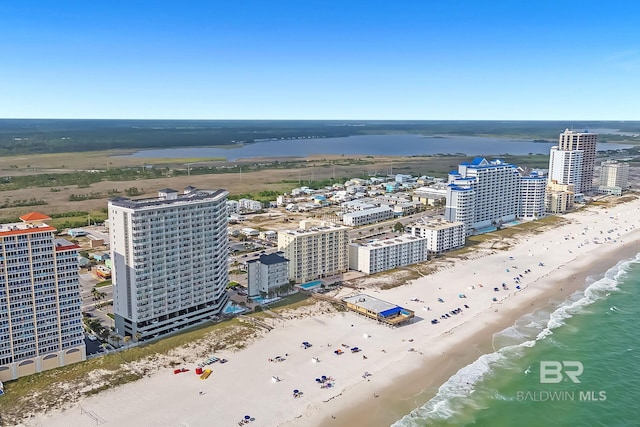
[[392, 253, 640, 427]]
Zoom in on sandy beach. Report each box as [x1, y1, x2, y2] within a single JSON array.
[[25, 198, 640, 427]]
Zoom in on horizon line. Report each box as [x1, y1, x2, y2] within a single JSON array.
[[0, 117, 638, 122]]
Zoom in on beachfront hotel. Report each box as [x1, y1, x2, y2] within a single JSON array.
[[108, 187, 229, 340], [247, 253, 290, 298], [444, 158, 549, 234], [0, 213, 85, 382], [444, 158, 520, 235], [277, 220, 349, 283], [408, 218, 466, 254], [557, 129, 598, 194], [348, 234, 428, 274]]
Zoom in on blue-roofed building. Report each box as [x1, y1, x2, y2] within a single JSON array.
[[343, 294, 414, 326]]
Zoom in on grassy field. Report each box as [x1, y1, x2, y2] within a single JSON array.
[[0, 149, 561, 220]]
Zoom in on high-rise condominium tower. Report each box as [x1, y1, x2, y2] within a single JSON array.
[[556, 129, 598, 194], [0, 212, 85, 381], [109, 187, 229, 340]]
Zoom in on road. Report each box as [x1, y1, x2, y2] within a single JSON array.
[[79, 272, 114, 329]]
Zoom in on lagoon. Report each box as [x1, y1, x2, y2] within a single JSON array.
[[119, 134, 631, 161]]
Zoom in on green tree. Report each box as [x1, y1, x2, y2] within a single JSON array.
[[125, 187, 141, 197], [393, 222, 405, 233]]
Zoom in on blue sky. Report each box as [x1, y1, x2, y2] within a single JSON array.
[[1, 1, 639, 120]]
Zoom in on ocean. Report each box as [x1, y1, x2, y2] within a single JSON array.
[[392, 253, 640, 427]]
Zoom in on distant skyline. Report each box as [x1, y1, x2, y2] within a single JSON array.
[[1, 1, 639, 121]]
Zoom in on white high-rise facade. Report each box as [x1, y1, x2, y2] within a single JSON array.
[[599, 160, 630, 189], [109, 187, 229, 340], [548, 146, 583, 195], [445, 158, 520, 234], [0, 213, 85, 381], [520, 172, 547, 219]]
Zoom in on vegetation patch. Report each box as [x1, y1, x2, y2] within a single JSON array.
[[0, 319, 261, 425], [0, 198, 46, 208]]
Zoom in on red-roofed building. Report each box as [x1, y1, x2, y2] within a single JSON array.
[[19, 211, 52, 222]]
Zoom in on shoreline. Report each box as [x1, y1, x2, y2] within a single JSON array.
[[22, 198, 640, 427], [322, 239, 640, 427]]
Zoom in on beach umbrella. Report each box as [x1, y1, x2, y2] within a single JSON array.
[[244, 415, 251, 420], [293, 389, 299, 394], [322, 375, 327, 379], [316, 378, 321, 382]]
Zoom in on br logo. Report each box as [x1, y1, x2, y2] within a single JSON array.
[[540, 361, 583, 384]]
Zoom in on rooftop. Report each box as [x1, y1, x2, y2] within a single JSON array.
[[353, 234, 426, 248], [342, 206, 393, 218], [343, 294, 399, 314], [109, 188, 227, 210], [283, 224, 349, 236], [412, 218, 465, 230], [247, 253, 289, 266], [19, 212, 51, 222], [0, 220, 55, 236], [54, 238, 80, 251]]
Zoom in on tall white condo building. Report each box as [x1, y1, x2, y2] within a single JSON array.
[[549, 129, 598, 195], [109, 187, 229, 340]]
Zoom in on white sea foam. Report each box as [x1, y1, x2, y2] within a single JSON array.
[[391, 253, 640, 427]]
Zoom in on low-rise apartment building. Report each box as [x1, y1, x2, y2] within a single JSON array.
[[349, 235, 428, 274], [408, 218, 466, 253], [247, 253, 290, 298], [342, 206, 394, 226]]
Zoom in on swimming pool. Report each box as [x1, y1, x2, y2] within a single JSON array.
[[252, 296, 281, 305], [222, 302, 248, 315], [474, 226, 497, 234], [299, 280, 323, 290]]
